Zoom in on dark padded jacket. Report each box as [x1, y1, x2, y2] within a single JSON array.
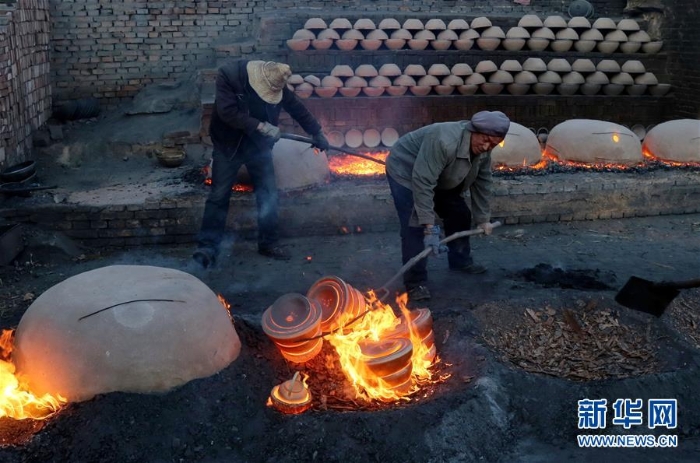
[[209, 59, 322, 156]]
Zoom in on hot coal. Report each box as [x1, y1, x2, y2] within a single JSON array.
[[516, 263, 616, 290], [494, 160, 700, 178]]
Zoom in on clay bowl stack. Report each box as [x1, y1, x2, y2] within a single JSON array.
[[287, 29, 314, 51], [306, 276, 367, 334], [621, 60, 648, 95], [617, 19, 642, 53], [476, 26, 504, 51], [503, 26, 529, 51], [576, 27, 603, 53], [528, 26, 555, 51], [596, 59, 624, 95], [386, 307, 437, 362], [356, 337, 414, 394], [262, 293, 324, 363], [592, 17, 621, 53]]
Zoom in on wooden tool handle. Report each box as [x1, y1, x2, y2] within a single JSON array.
[[377, 221, 503, 301]]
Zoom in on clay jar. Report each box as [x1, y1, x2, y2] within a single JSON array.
[[269, 372, 312, 415], [262, 293, 323, 363]]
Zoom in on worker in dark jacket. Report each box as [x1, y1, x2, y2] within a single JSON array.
[[193, 59, 329, 268], [385, 111, 510, 302]]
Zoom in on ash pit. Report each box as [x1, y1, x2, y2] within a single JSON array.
[[516, 263, 616, 290]]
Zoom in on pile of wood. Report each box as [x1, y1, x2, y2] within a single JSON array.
[[485, 302, 659, 381]]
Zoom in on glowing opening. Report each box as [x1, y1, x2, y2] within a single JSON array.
[[612, 134, 620, 143]]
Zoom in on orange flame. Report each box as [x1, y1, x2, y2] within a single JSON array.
[[0, 330, 66, 420], [217, 294, 231, 312], [643, 147, 700, 167], [325, 291, 443, 402], [201, 165, 253, 192], [329, 151, 388, 176]]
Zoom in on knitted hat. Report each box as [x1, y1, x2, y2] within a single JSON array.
[[247, 61, 292, 104], [466, 111, 511, 137]]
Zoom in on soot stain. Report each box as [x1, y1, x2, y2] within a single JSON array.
[[516, 263, 616, 290]]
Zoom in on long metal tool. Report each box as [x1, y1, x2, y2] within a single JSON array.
[[280, 132, 386, 165], [376, 221, 503, 302]]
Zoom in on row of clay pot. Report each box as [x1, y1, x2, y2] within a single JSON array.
[[290, 78, 671, 98], [319, 59, 655, 79], [324, 128, 400, 149], [298, 15, 646, 33], [288, 27, 662, 54], [289, 16, 662, 54], [288, 58, 671, 98]]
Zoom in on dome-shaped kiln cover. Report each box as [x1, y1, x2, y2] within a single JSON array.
[[546, 120, 643, 165], [643, 119, 700, 163], [490, 122, 542, 167], [13, 266, 241, 402]]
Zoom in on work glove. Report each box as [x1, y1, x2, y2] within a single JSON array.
[[477, 222, 495, 236], [311, 132, 330, 151], [423, 225, 442, 256], [257, 122, 281, 142]]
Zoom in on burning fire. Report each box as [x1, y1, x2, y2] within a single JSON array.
[[201, 164, 254, 192], [329, 152, 388, 176], [325, 292, 443, 402], [0, 330, 66, 420], [331, 146, 700, 176]]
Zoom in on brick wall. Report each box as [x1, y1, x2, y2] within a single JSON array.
[[666, 0, 700, 117], [49, 0, 629, 106], [1, 170, 698, 247], [0, 0, 51, 168]]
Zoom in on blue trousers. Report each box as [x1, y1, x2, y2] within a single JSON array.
[[387, 174, 473, 289], [197, 147, 278, 254]]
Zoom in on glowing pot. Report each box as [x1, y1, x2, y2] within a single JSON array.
[[269, 372, 312, 414], [307, 276, 367, 333], [357, 337, 414, 391], [262, 293, 323, 363]]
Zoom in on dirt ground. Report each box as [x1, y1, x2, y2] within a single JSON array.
[[0, 101, 698, 461], [0, 211, 699, 462]]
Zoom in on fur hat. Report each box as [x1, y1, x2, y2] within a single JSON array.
[[247, 61, 292, 104], [466, 111, 511, 137]]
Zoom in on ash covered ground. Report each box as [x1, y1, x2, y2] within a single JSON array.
[[0, 214, 699, 462]]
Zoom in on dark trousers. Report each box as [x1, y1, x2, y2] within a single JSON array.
[[197, 147, 278, 254], [387, 174, 473, 289]]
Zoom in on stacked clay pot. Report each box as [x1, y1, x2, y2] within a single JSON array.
[[306, 276, 368, 334], [356, 337, 414, 394], [262, 293, 323, 363], [288, 15, 661, 54], [386, 308, 437, 363]]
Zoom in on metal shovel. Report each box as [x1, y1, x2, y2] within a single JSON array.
[[279, 133, 386, 165], [614, 276, 700, 317]]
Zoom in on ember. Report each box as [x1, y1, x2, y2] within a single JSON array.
[[201, 164, 254, 192], [263, 280, 449, 411], [328, 152, 388, 176], [0, 330, 66, 420]]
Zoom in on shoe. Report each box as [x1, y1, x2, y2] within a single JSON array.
[[193, 248, 215, 269], [407, 285, 431, 302], [258, 246, 291, 261], [451, 263, 487, 274]]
